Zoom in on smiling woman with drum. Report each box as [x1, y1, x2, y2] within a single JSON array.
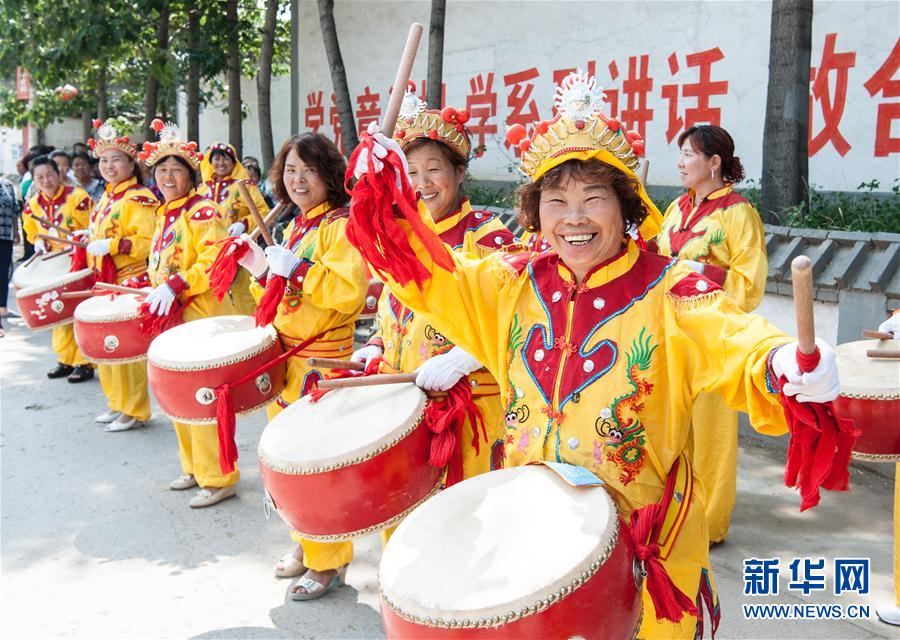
[[21, 155, 94, 382], [140, 119, 239, 509], [346, 72, 848, 639], [231, 133, 367, 599]]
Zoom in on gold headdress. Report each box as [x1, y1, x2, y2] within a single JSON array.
[[393, 84, 473, 161], [88, 120, 137, 158], [139, 119, 203, 171]]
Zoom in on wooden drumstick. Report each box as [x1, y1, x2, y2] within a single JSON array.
[[94, 282, 152, 295], [60, 290, 97, 300], [237, 181, 274, 246], [249, 202, 285, 241], [36, 233, 87, 249], [791, 256, 817, 363], [307, 357, 365, 371], [41, 248, 73, 261], [866, 349, 900, 359], [862, 330, 893, 340], [640, 159, 650, 186], [32, 216, 73, 237], [316, 373, 417, 389], [381, 23, 424, 136], [21, 252, 41, 268]]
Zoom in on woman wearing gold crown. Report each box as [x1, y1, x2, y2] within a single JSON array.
[[198, 142, 270, 314], [224, 132, 367, 597], [140, 119, 239, 508], [656, 125, 768, 544], [22, 155, 94, 382], [345, 72, 850, 638], [74, 120, 158, 432]]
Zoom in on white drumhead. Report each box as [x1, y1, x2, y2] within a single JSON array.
[[836, 340, 900, 397], [147, 315, 277, 370], [14, 257, 89, 295], [259, 382, 426, 472], [380, 465, 618, 623], [74, 293, 143, 322]]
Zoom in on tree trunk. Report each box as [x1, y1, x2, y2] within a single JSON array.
[[426, 0, 446, 109], [257, 0, 278, 169], [317, 0, 358, 154], [760, 0, 812, 223], [96, 65, 107, 121], [142, 1, 170, 140], [81, 110, 91, 141], [186, 8, 201, 143], [226, 0, 243, 156]]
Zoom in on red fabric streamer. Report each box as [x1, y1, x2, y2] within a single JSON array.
[[777, 346, 859, 511], [69, 245, 88, 272], [213, 330, 327, 474], [254, 274, 286, 326], [207, 237, 249, 301], [138, 296, 192, 337], [422, 377, 485, 488], [628, 468, 699, 624], [93, 255, 118, 284], [344, 134, 454, 288]]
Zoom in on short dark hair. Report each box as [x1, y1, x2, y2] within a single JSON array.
[[31, 155, 60, 175], [208, 145, 236, 164], [50, 149, 70, 162], [72, 151, 93, 165], [517, 159, 649, 233], [678, 125, 745, 183], [269, 133, 349, 207], [152, 155, 199, 187]]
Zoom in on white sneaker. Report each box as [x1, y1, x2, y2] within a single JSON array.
[[105, 416, 139, 432], [95, 410, 122, 424], [877, 605, 900, 626]]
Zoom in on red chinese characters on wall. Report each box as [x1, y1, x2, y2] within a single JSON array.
[[503, 68, 540, 156], [329, 93, 342, 153], [305, 91, 324, 133], [661, 47, 729, 143], [809, 33, 857, 157], [466, 73, 498, 149], [863, 38, 900, 157], [356, 86, 381, 136]]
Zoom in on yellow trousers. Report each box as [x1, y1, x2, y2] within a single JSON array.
[[173, 421, 240, 488], [690, 392, 738, 543], [229, 270, 257, 316], [97, 362, 151, 420], [51, 324, 89, 366]]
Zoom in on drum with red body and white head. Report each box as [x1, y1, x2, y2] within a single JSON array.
[[73, 293, 151, 363], [379, 465, 642, 640], [13, 256, 94, 331], [833, 339, 900, 462], [147, 315, 286, 424], [258, 382, 442, 540]]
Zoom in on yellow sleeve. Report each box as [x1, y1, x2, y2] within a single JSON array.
[[722, 202, 768, 312], [301, 217, 367, 315], [22, 199, 39, 244], [180, 214, 230, 297], [665, 276, 791, 436], [66, 189, 92, 230], [110, 198, 156, 260], [368, 288, 390, 345]]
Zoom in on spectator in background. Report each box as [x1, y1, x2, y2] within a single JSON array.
[[72, 142, 88, 155], [72, 151, 105, 201], [49, 149, 75, 184], [0, 176, 21, 336], [242, 155, 274, 207], [17, 145, 53, 260]]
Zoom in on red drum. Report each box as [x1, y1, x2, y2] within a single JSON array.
[[74, 293, 150, 363], [380, 465, 642, 640], [360, 278, 384, 319], [258, 382, 441, 540], [147, 315, 286, 424], [833, 339, 900, 463], [13, 257, 94, 331]]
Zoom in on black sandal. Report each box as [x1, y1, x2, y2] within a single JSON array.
[[47, 363, 74, 379], [67, 365, 95, 383]]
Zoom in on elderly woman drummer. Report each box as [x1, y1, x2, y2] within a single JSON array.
[[346, 72, 847, 639], [139, 119, 239, 508]]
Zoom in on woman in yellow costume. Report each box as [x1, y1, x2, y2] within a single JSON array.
[[656, 124, 768, 544], [140, 119, 239, 508], [346, 72, 848, 639], [198, 142, 269, 314], [75, 120, 158, 432], [353, 92, 518, 480], [229, 133, 366, 599], [22, 155, 94, 383]]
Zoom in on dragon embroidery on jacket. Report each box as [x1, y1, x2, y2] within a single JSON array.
[[595, 327, 658, 485]]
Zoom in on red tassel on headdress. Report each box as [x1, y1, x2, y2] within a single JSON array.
[[344, 134, 454, 288], [423, 377, 485, 488], [69, 245, 88, 272], [254, 274, 286, 326], [207, 237, 249, 301], [777, 347, 859, 511]]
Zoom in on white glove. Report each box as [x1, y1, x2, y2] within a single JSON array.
[[415, 345, 483, 392], [145, 283, 177, 316], [352, 122, 410, 189], [34, 239, 48, 254], [683, 259, 704, 274], [227, 221, 246, 237], [877, 313, 900, 339], [71, 229, 91, 240], [351, 344, 384, 370], [264, 243, 301, 278], [771, 338, 840, 403], [86, 239, 112, 256], [235, 234, 267, 278]]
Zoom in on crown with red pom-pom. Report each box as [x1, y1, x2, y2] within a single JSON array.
[[392, 82, 472, 161], [88, 119, 137, 159], [504, 71, 645, 181], [139, 118, 203, 170]]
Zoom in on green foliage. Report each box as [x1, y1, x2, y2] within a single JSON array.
[[465, 178, 520, 209]]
